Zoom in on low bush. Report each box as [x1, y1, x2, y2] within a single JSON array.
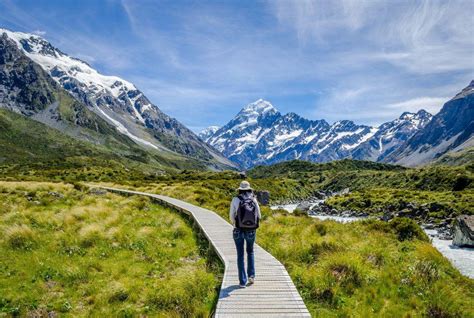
[[389, 217, 429, 242]]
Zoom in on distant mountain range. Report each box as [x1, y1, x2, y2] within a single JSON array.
[[0, 28, 236, 171], [1, 28, 471, 172], [200, 81, 473, 169]]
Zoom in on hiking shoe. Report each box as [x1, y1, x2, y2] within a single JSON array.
[[248, 277, 255, 285]]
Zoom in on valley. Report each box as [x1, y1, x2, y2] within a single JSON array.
[[0, 21, 473, 318]]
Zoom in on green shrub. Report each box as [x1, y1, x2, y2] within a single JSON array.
[[389, 217, 429, 242], [452, 175, 471, 191], [313, 223, 327, 236]]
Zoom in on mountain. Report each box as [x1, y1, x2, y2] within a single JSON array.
[[385, 81, 474, 166], [0, 28, 236, 170], [352, 110, 433, 161], [205, 99, 433, 168], [198, 126, 220, 142]]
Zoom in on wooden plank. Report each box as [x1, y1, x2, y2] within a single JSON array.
[[93, 186, 311, 317]]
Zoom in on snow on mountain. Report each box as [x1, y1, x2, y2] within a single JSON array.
[[385, 81, 473, 166], [0, 28, 235, 168], [205, 99, 434, 168], [352, 110, 433, 161], [198, 126, 220, 142]]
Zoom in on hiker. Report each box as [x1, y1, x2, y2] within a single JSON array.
[[230, 180, 261, 288]]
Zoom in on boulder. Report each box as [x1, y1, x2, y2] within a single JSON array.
[[295, 202, 312, 212], [382, 210, 394, 221], [255, 190, 270, 206], [313, 191, 327, 200], [452, 215, 474, 247], [48, 191, 64, 198], [336, 188, 350, 196]]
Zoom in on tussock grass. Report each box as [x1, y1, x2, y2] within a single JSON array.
[[131, 178, 474, 317], [0, 182, 220, 317], [3, 224, 37, 250]]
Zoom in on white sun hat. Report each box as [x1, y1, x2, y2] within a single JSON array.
[[237, 180, 253, 191]]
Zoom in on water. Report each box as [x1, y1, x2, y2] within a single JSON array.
[[271, 203, 474, 279], [424, 229, 474, 279], [270, 204, 299, 213], [271, 202, 364, 223]]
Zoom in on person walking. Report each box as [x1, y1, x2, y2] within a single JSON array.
[[229, 181, 261, 288]]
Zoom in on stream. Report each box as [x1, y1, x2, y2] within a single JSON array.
[[271, 203, 474, 279]]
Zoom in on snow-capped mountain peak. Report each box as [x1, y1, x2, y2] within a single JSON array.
[[204, 98, 436, 168], [198, 125, 220, 142], [1, 28, 236, 169], [0, 28, 137, 99], [398, 110, 432, 128], [241, 99, 277, 115]]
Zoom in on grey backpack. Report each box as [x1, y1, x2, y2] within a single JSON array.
[[236, 195, 258, 230]]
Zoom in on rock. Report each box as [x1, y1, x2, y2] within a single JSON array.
[[423, 223, 436, 230], [382, 210, 394, 221], [428, 202, 444, 212], [295, 202, 312, 212], [239, 171, 247, 179], [313, 191, 327, 200], [397, 209, 416, 218], [48, 191, 64, 198], [336, 188, 350, 196], [452, 215, 474, 247], [255, 190, 270, 206]]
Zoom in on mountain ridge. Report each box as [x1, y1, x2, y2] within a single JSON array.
[[201, 98, 437, 168], [201, 81, 473, 168], [0, 28, 236, 170]]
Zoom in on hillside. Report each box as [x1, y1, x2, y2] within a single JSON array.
[[386, 81, 474, 166], [0, 109, 217, 177], [0, 29, 236, 171], [434, 147, 474, 167]]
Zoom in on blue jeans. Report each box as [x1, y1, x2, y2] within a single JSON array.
[[233, 228, 256, 285]]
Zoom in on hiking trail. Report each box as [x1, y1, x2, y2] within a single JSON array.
[[94, 186, 311, 317]]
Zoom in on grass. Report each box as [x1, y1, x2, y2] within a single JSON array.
[[0, 181, 221, 317], [1, 159, 474, 316], [325, 187, 474, 219], [116, 178, 474, 317], [0, 108, 228, 175]]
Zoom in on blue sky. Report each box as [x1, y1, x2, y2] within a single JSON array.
[[1, 0, 473, 132]]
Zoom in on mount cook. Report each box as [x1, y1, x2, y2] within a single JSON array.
[[200, 81, 473, 169]]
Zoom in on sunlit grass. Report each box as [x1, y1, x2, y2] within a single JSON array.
[[123, 179, 474, 317], [0, 182, 220, 317]]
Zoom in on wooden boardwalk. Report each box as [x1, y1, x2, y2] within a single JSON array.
[[96, 186, 311, 317]]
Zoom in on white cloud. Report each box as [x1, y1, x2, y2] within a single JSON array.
[[384, 97, 449, 114], [32, 29, 46, 36], [270, 0, 474, 74], [1, 0, 472, 129]]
